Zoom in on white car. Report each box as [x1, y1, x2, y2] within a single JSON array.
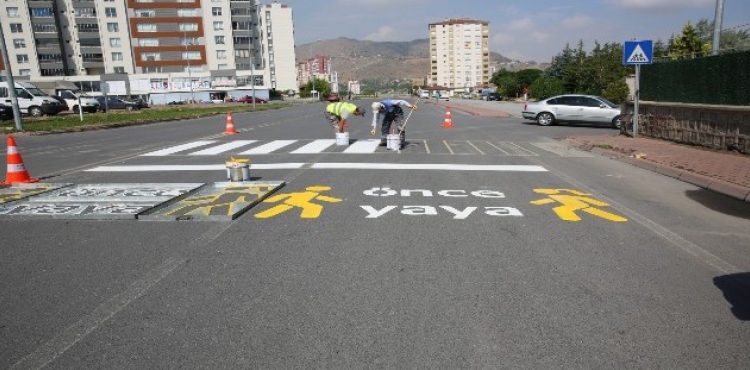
[[419, 91, 430, 99], [522, 94, 622, 129]]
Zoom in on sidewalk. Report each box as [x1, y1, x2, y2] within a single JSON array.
[[429, 99, 750, 203]]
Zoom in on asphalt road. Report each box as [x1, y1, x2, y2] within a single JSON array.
[[2, 100, 749, 369]]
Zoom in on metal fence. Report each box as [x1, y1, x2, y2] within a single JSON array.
[[641, 50, 750, 105]]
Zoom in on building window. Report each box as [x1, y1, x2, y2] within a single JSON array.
[[144, 66, 162, 73], [74, 8, 96, 18], [213, 21, 224, 31], [135, 9, 155, 17], [13, 39, 25, 49], [212, 7, 222, 16], [181, 37, 198, 46], [235, 50, 250, 58], [112, 52, 123, 61], [141, 52, 161, 61], [6, 7, 18, 17], [10, 24, 23, 33], [105, 8, 117, 17], [182, 51, 200, 60], [215, 36, 225, 44], [16, 55, 29, 64], [138, 38, 159, 46], [33, 24, 57, 33], [177, 8, 197, 17], [114, 67, 125, 74], [137, 23, 157, 32], [179, 23, 198, 31], [218, 64, 229, 70], [110, 38, 121, 47], [107, 23, 119, 32], [78, 23, 99, 33], [19, 69, 31, 76], [216, 50, 226, 59], [30, 8, 54, 18]]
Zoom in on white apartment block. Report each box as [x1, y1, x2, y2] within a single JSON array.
[[0, 0, 298, 104], [428, 18, 490, 92]]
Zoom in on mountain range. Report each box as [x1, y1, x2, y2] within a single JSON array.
[[295, 38, 547, 85]]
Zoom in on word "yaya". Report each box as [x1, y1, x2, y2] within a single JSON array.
[[360, 205, 523, 219]]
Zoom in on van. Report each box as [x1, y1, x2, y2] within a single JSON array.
[[0, 82, 64, 116], [56, 89, 100, 113]]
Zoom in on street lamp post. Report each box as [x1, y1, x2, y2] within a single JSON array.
[[184, 30, 195, 104]]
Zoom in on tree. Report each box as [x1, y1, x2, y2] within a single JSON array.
[[695, 18, 750, 52], [529, 76, 565, 100], [669, 21, 711, 58]]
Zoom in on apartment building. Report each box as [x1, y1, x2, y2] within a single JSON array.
[[0, 0, 297, 104], [428, 18, 490, 93]]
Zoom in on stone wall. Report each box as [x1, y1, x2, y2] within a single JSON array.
[[620, 101, 750, 155]]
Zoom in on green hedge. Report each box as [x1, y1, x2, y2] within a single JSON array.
[[641, 50, 750, 105]]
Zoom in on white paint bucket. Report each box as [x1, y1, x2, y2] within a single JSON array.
[[226, 160, 250, 182], [386, 134, 401, 150], [335, 132, 349, 145]]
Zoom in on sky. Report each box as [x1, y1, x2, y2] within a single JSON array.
[[273, 0, 750, 63]]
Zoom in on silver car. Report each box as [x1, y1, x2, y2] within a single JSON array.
[[522, 94, 622, 128]]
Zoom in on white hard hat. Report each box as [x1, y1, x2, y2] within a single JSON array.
[[371, 102, 382, 111]]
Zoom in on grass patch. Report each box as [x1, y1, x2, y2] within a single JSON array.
[[1, 103, 288, 134], [594, 144, 614, 150]]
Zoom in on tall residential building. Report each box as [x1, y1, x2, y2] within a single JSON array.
[[428, 18, 490, 92], [0, 0, 298, 103]]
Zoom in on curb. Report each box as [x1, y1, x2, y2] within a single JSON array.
[[563, 138, 750, 203]]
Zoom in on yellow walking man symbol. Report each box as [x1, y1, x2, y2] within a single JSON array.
[[530, 188, 627, 222], [254, 186, 342, 219]]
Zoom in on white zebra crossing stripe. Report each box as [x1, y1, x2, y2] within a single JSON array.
[[87, 163, 306, 172], [343, 139, 381, 153], [142, 141, 216, 156], [239, 140, 297, 154], [290, 139, 336, 154], [189, 140, 257, 155]]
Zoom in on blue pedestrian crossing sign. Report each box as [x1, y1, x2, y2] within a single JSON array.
[[623, 40, 653, 65]]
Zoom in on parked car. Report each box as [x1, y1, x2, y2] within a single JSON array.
[[419, 91, 430, 99], [167, 101, 187, 105], [0, 82, 63, 116], [237, 95, 267, 104], [326, 93, 341, 102], [56, 90, 100, 113], [95, 96, 140, 112], [486, 92, 502, 101], [522, 94, 622, 128], [432, 93, 450, 101], [48, 96, 70, 112], [461, 93, 473, 99], [0, 103, 14, 120], [127, 98, 150, 109]]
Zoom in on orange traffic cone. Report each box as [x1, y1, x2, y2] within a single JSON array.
[[441, 108, 454, 129], [2, 135, 38, 185], [224, 111, 238, 134]]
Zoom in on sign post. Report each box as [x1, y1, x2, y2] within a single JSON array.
[[623, 40, 653, 138]]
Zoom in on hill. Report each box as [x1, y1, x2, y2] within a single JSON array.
[[295, 38, 543, 85]]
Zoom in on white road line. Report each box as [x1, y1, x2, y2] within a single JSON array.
[[141, 141, 216, 156], [86, 163, 547, 172], [467, 140, 485, 155], [86, 163, 306, 171], [343, 139, 381, 153], [290, 139, 336, 154], [239, 140, 297, 154], [189, 140, 257, 155], [443, 140, 455, 154], [312, 163, 547, 171]]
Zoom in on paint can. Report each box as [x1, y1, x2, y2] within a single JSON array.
[[226, 159, 250, 182], [335, 132, 349, 146], [386, 134, 401, 150]]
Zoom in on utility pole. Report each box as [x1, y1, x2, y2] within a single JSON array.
[[0, 23, 24, 132], [712, 0, 725, 56]]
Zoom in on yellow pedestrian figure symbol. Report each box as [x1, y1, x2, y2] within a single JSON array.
[[530, 188, 627, 222], [254, 186, 342, 219]]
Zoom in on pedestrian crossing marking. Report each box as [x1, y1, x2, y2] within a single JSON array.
[[142, 141, 216, 156], [290, 139, 336, 153], [137, 140, 586, 157], [626, 44, 650, 63], [190, 140, 257, 155], [342, 139, 381, 153], [239, 140, 296, 154]]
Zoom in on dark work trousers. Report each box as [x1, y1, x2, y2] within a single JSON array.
[[380, 109, 404, 145]]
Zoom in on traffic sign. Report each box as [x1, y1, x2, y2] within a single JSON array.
[[623, 40, 653, 65]]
